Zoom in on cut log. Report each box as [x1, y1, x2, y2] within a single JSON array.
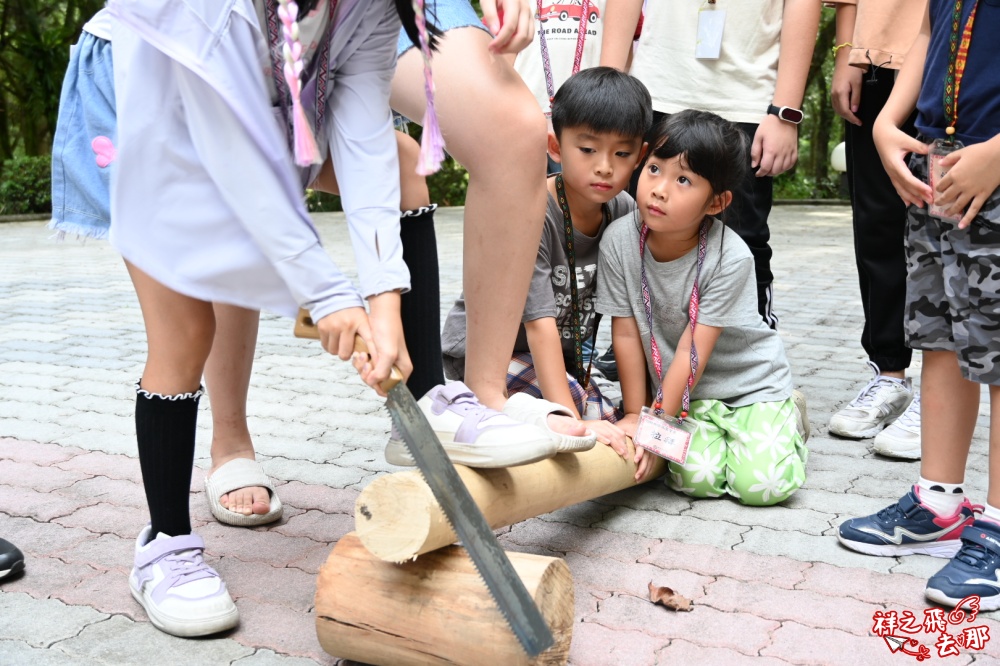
[[315, 532, 573, 666], [356, 440, 666, 562]]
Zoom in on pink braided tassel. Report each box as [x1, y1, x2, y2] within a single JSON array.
[[278, 0, 321, 166], [412, 0, 445, 175]]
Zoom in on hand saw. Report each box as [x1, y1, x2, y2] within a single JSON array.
[[294, 309, 554, 656]]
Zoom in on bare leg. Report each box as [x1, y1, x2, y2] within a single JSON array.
[[128, 261, 215, 394], [920, 350, 980, 484], [988, 385, 1000, 509], [392, 28, 585, 437], [127, 261, 215, 536], [205, 304, 270, 516], [397, 131, 431, 210]]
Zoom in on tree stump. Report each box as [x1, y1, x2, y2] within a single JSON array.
[[315, 533, 574, 666]]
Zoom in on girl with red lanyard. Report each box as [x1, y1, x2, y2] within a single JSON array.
[[595, 110, 808, 505]]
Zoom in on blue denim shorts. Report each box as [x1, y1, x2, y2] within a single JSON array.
[[397, 0, 490, 56], [50, 32, 115, 239]]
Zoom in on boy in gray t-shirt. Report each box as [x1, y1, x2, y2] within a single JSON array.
[[440, 68, 653, 448]]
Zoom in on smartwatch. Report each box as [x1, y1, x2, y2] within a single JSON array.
[[767, 104, 804, 125]]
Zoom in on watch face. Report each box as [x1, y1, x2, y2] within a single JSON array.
[[780, 107, 804, 124]]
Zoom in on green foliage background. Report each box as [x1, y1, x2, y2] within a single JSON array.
[[2, 2, 842, 215]]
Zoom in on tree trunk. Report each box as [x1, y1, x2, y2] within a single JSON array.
[[355, 441, 667, 563], [315, 533, 574, 666]]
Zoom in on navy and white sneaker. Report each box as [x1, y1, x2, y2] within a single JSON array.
[[926, 521, 1000, 610], [838, 487, 979, 558]]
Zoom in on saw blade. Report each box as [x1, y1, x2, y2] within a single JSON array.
[[386, 390, 555, 657]]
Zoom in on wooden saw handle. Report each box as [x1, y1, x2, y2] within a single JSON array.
[[293, 308, 405, 391]]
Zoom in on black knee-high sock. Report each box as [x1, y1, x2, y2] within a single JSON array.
[[135, 383, 200, 539], [400, 205, 444, 399]]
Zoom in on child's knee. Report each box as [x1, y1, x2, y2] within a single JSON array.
[[666, 463, 727, 499], [730, 460, 805, 507]]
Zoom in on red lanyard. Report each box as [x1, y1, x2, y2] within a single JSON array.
[[536, 0, 591, 113], [944, 0, 979, 139], [638, 220, 709, 422], [265, 0, 339, 149]]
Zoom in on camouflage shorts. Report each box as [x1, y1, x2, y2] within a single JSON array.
[[905, 151, 1000, 385]]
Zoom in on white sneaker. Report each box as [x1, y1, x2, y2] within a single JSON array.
[[129, 525, 239, 637], [828, 362, 912, 439], [384, 382, 557, 468], [873, 392, 921, 459], [792, 389, 810, 443]]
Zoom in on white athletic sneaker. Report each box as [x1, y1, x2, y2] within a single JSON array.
[[129, 525, 239, 637], [829, 362, 912, 439], [792, 389, 810, 443], [384, 382, 557, 468], [873, 392, 921, 460]]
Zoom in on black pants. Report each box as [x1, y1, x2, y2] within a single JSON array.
[[632, 113, 777, 328], [844, 69, 915, 372]]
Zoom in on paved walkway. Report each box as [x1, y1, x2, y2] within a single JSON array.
[[0, 206, 997, 665]]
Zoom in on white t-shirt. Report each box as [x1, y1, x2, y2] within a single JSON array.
[[515, 0, 607, 115], [630, 0, 783, 124], [83, 8, 113, 40]]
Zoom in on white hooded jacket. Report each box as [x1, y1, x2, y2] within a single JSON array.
[[107, 0, 408, 321]]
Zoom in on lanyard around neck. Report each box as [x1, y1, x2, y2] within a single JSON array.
[[943, 0, 980, 140], [638, 219, 709, 422], [555, 174, 605, 387], [536, 0, 591, 114], [266, 0, 339, 150]]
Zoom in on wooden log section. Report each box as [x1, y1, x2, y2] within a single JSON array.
[[315, 532, 574, 666], [356, 439, 667, 563]]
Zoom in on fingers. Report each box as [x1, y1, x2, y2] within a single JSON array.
[[957, 194, 985, 230], [480, 0, 500, 35], [849, 83, 862, 126], [634, 451, 651, 482], [368, 345, 396, 391], [832, 90, 860, 125], [750, 130, 764, 170], [517, 2, 536, 52], [484, 0, 531, 54], [893, 167, 933, 208], [900, 134, 932, 157], [609, 430, 627, 455]]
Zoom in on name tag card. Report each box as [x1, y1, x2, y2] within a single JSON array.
[[696, 7, 726, 60], [634, 406, 693, 464]]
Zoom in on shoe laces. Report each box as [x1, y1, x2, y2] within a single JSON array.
[[955, 540, 990, 568], [875, 501, 908, 523], [848, 361, 905, 409], [894, 393, 921, 431], [444, 387, 488, 416], [160, 548, 215, 589]]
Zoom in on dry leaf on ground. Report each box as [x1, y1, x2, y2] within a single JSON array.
[[648, 581, 693, 612]]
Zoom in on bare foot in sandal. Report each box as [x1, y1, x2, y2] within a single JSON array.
[[210, 448, 271, 516]]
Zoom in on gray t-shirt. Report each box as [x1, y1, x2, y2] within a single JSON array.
[[442, 191, 635, 377], [596, 214, 792, 407]]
